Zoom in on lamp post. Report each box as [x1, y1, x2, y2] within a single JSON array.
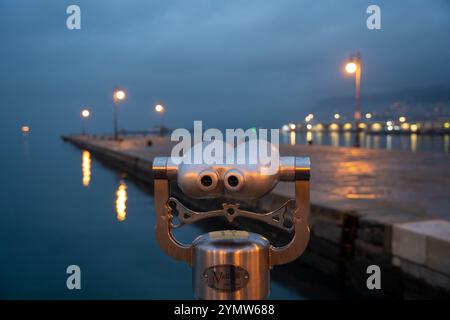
[[81, 109, 90, 136], [113, 88, 126, 140], [345, 52, 362, 147], [155, 103, 165, 136]]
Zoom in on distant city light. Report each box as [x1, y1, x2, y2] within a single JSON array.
[[410, 124, 418, 132], [365, 113, 372, 119], [21, 125, 30, 133], [399, 116, 406, 123], [345, 62, 357, 74], [401, 123, 410, 131], [371, 123, 382, 131], [387, 126, 393, 131], [281, 124, 290, 132], [334, 113, 340, 120], [305, 114, 314, 122], [386, 121, 393, 126], [343, 123, 352, 130], [444, 122, 450, 129], [289, 123, 296, 130], [315, 124, 324, 131], [306, 124, 312, 130], [81, 109, 90, 118], [358, 123, 367, 129], [329, 123, 339, 131]]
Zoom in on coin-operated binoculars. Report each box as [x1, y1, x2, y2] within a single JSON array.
[[152, 147, 310, 300]]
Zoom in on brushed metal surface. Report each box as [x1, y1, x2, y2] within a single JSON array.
[[192, 231, 270, 300]]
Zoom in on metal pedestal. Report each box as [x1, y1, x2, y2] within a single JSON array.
[[192, 230, 270, 300]]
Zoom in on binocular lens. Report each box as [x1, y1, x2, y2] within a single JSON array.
[[227, 175, 239, 187], [200, 175, 213, 187]]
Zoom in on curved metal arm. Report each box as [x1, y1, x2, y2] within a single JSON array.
[[154, 179, 192, 265], [269, 180, 310, 266]]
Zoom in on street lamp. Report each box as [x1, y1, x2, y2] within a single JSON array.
[[81, 108, 90, 135], [113, 88, 126, 140], [154, 103, 165, 136], [344, 52, 362, 147]]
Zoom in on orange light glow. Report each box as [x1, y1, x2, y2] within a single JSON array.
[[21, 125, 30, 133], [155, 104, 164, 113], [345, 62, 357, 74], [290, 131, 296, 146], [114, 89, 126, 101], [329, 123, 339, 131], [81, 109, 90, 118], [371, 123, 382, 131], [343, 123, 352, 130]]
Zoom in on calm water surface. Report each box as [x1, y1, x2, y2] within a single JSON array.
[[0, 132, 313, 299]]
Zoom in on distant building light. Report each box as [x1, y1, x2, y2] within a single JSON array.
[[21, 125, 30, 133], [329, 123, 339, 131], [401, 123, 410, 131], [365, 113, 372, 119], [386, 121, 393, 126], [387, 125, 394, 131], [281, 124, 290, 132], [306, 124, 312, 130], [334, 113, 340, 120], [315, 123, 324, 131], [371, 123, 382, 131], [358, 123, 367, 129], [410, 124, 419, 132], [343, 123, 352, 130], [399, 116, 406, 123], [289, 123, 296, 130], [305, 114, 314, 122], [394, 125, 400, 131], [444, 122, 450, 129]]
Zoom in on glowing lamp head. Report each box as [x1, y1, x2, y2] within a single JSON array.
[[399, 116, 406, 123], [345, 62, 357, 74], [365, 113, 372, 119], [334, 113, 340, 120], [114, 89, 126, 101], [155, 104, 164, 113], [81, 109, 90, 118]]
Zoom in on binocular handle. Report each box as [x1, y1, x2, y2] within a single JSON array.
[[152, 157, 310, 266]]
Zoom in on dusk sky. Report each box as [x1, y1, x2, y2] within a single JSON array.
[[1, 0, 449, 135]]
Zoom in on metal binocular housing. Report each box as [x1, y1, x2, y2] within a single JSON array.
[[152, 154, 311, 300]]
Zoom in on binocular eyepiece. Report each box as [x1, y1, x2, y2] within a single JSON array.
[[155, 157, 310, 200]]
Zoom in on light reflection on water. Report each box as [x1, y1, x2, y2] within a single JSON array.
[[115, 180, 127, 222], [282, 131, 450, 153], [82, 150, 91, 187]]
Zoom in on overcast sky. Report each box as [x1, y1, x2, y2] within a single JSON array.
[[1, 0, 449, 134]]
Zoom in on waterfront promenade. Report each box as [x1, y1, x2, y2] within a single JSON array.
[[62, 134, 450, 298]]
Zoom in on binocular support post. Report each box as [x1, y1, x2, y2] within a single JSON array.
[[152, 156, 310, 299]]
